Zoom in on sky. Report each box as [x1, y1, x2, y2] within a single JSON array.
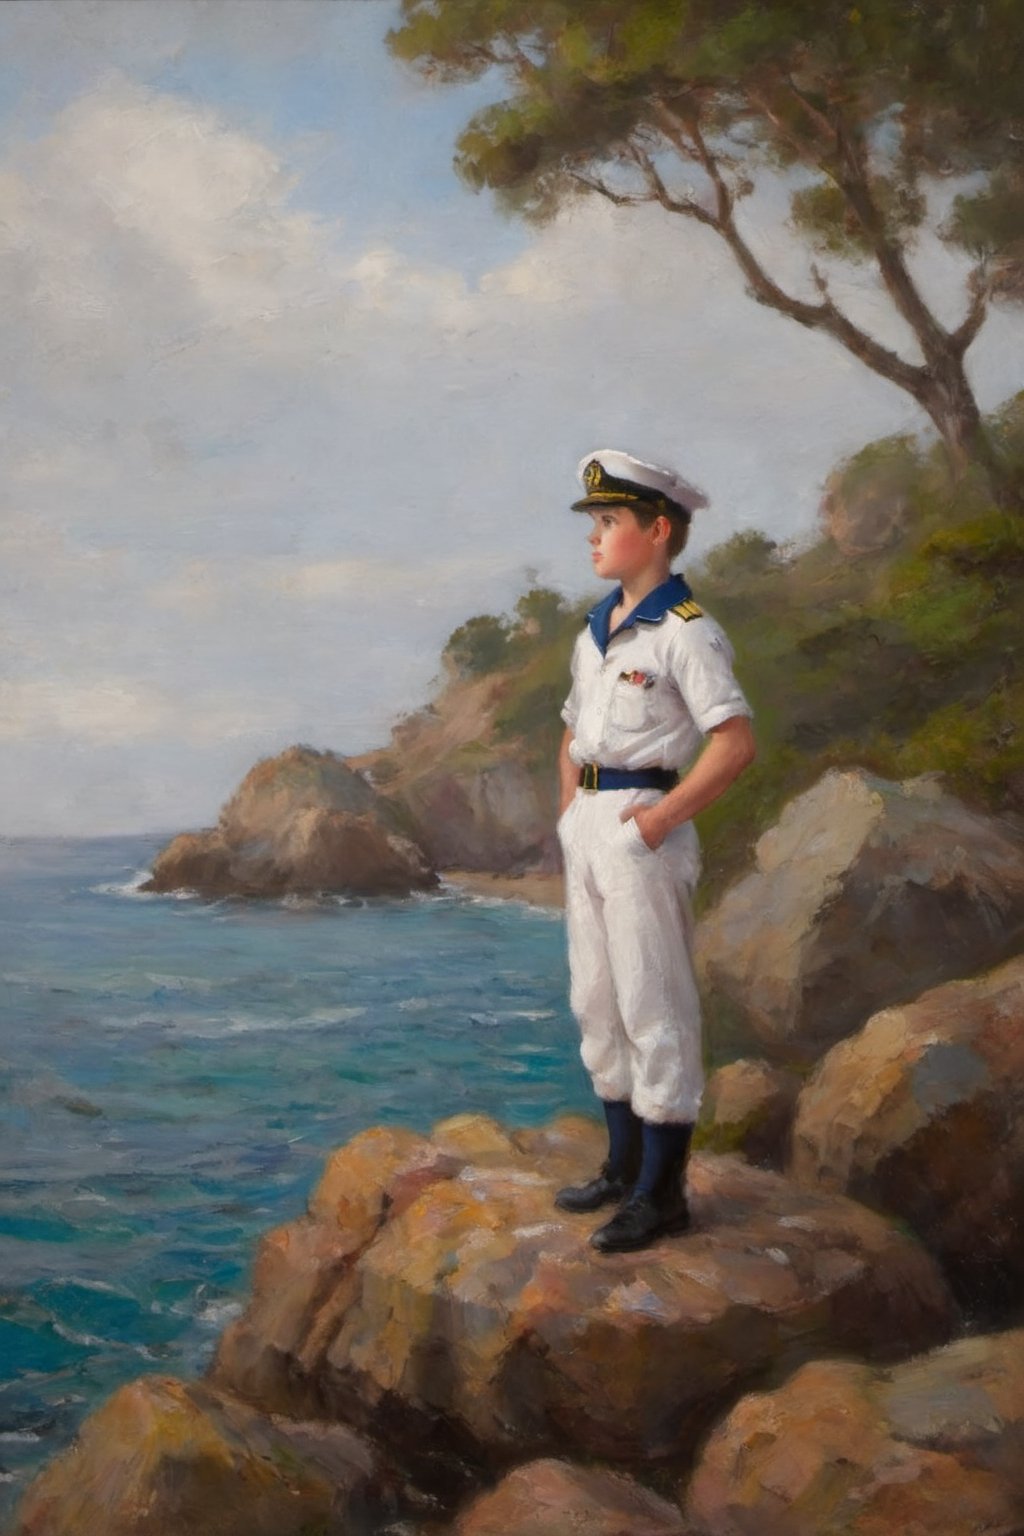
[[2, 0, 1022, 837]]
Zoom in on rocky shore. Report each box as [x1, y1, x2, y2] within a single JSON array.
[[16, 766, 1024, 1535], [13, 1050, 1024, 1535], [443, 870, 565, 908]]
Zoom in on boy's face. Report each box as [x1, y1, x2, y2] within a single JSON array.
[[587, 505, 668, 585]]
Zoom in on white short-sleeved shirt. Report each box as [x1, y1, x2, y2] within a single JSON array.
[[561, 574, 752, 772]]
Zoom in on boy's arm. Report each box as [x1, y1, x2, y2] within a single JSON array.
[[621, 715, 755, 850], [558, 727, 578, 817]]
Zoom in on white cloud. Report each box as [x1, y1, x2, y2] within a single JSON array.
[[2, 65, 1022, 834], [0, 676, 267, 745]]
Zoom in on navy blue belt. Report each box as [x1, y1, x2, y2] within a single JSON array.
[[578, 763, 679, 792]]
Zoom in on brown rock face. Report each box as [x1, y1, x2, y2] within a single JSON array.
[[453, 1458, 690, 1536], [696, 769, 1024, 1064], [143, 745, 437, 897], [11, 1374, 395, 1536], [211, 1115, 956, 1493], [686, 1330, 1024, 1536], [390, 757, 554, 872], [790, 955, 1024, 1319], [698, 1059, 801, 1168], [819, 436, 919, 556]]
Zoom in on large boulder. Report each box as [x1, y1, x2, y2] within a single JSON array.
[[386, 757, 554, 872], [144, 745, 437, 898], [697, 1059, 801, 1169], [819, 435, 920, 556], [686, 1330, 1024, 1536], [696, 769, 1024, 1064], [11, 1374, 397, 1536], [451, 1458, 690, 1536], [212, 1115, 956, 1493], [790, 954, 1024, 1319]]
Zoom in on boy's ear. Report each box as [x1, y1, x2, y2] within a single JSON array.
[[651, 514, 673, 546]]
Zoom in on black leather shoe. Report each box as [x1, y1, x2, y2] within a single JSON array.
[[554, 1166, 632, 1213], [589, 1189, 691, 1252]]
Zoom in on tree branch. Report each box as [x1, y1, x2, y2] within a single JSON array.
[[951, 265, 992, 357], [569, 170, 655, 210], [745, 82, 832, 169], [782, 75, 836, 147], [830, 108, 955, 362], [627, 144, 718, 226], [650, 101, 931, 398]]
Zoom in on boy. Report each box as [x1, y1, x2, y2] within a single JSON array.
[[555, 449, 755, 1253]]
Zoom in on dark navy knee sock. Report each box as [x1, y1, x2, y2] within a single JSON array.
[[602, 1099, 641, 1177], [635, 1121, 693, 1196]]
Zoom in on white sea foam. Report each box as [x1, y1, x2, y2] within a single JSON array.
[[50, 1275, 129, 1297], [51, 1323, 110, 1350], [89, 869, 155, 898], [101, 1004, 366, 1039], [222, 1006, 366, 1036], [197, 1299, 243, 1328], [142, 973, 216, 994]]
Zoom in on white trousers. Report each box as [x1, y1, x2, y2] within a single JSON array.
[[558, 788, 704, 1124]]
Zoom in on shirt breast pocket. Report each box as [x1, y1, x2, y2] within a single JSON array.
[[609, 673, 657, 732]]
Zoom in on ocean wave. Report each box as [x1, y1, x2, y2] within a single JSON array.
[[50, 1322, 160, 1362], [291, 1006, 367, 1027], [47, 1276, 131, 1299], [141, 972, 217, 994], [196, 1299, 243, 1328], [98, 1004, 367, 1039]]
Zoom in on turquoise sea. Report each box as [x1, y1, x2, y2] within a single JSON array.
[[0, 835, 587, 1517]]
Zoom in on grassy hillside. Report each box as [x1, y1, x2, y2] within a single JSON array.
[[372, 398, 1024, 904]]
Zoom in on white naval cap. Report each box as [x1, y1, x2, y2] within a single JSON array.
[[571, 449, 709, 519]]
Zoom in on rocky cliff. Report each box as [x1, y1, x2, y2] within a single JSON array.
[[144, 745, 437, 899]]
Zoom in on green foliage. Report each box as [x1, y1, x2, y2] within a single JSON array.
[[494, 599, 582, 765], [391, 0, 1024, 269], [695, 529, 779, 587], [892, 681, 1024, 795], [390, 0, 1024, 483], [791, 174, 926, 259], [829, 433, 923, 499], [442, 612, 511, 677], [512, 584, 568, 641], [415, 399, 1024, 901]]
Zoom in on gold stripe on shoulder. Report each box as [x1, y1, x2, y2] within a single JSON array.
[[670, 600, 704, 621]]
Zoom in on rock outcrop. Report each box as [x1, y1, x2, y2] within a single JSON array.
[[349, 671, 559, 873], [686, 1330, 1024, 1536], [210, 1114, 956, 1489], [144, 745, 437, 898], [819, 436, 919, 556], [698, 1058, 801, 1169], [451, 1458, 691, 1535], [696, 768, 1024, 1064], [11, 1374, 398, 1536], [790, 954, 1024, 1318], [387, 755, 554, 872]]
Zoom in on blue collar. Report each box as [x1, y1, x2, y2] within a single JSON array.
[[587, 572, 694, 655]]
